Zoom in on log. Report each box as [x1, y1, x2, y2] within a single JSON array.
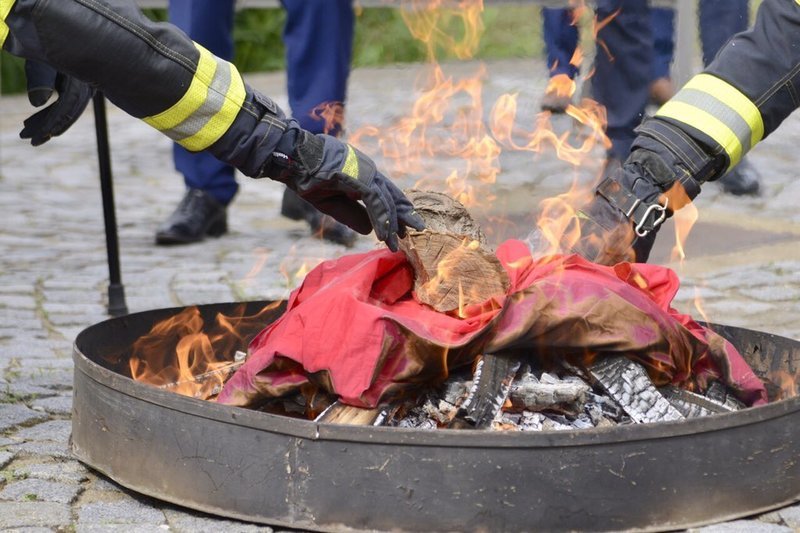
[[449, 353, 520, 429], [314, 400, 388, 425], [400, 191, 509, 313]]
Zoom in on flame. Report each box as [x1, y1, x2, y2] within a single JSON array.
[[348, 0, 500, 210], [543, 73, 577, 100], [768, 370, 799, 400], [129, 302, 282, 398], [670, 200, 698, 263], [692, 286, 712, 327]]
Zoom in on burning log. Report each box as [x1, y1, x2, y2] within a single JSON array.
[[449, 354, 521, 429], [399, 190, 508, 313], [589, 357, 684, 424]]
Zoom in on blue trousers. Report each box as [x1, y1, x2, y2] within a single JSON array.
[[542, 7, 673, 82], [592, 0, 749, 161], [169, 0, 354, 205]]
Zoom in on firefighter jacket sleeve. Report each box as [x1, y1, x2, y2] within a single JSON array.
[[566, 0, 800, 266], [0, 0, 423, 248], [650, 0, 800, 183]]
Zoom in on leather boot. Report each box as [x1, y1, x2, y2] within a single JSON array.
[[155, 189, 227, 245]]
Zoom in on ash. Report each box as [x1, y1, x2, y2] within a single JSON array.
[[384, 357, 742, 431]]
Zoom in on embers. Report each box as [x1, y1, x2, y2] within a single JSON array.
[[375, 353, 742, 431]]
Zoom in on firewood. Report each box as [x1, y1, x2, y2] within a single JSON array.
[[589, 357, 684, 424], [400, 190, 509, 313], [404, 189, 485, 243], [449, 353, 520, 429], [314, 401, 385, 425]]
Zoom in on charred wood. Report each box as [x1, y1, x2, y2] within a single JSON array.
[[589, 357, 684, 424], [449, 354, 521, 429]]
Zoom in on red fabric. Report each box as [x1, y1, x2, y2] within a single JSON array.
[[217, 240, 767, 408]]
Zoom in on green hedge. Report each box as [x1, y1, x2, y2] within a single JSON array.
[[1, 6, 541, 94]]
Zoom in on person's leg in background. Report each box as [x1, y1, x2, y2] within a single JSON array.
[[279, 0, 358, 246], [699, 0, 760, 196], [649, 7, 675, 106], [156, 0, 238, 245], [592, 0, 653, 172], [540, 7, 579, 113]]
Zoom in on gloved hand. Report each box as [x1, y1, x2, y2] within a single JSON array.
[[264, 122, 425, 251], [564, 118, 726, 265], [20, 60, 94, 146]]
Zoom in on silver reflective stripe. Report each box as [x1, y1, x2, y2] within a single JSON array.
[[672, 87, 753, 154], [163, 55, 233, 142]]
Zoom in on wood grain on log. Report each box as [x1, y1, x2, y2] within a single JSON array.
[[400, 190, 509, 313]]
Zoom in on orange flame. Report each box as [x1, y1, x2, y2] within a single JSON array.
[[128, 302, 282, 398]]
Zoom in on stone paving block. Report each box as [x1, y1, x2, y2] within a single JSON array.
[[0, 502, 71, 529], [0, 478, 81, 504], [739, 285, 800, 303], [2, 383, 61, 401], [15, 367, 73, 389], [691, 519, 793, 532], [775, 504, 800, 529], [164, 506, 273, 532], [77, 499, 166, 526], [0, 450, 15, 468], [13, 420, 72, 444], [0, 296, 38, 312], [31, 395, 73, 416], [0, 405, 48, 432], [8, 440, 73, 461], [17, 461, 90, 484]]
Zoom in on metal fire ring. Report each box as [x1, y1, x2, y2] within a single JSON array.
[[72, 301, 800, 532]]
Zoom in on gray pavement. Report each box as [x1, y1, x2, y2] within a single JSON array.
[[1, 58, 799, 531]]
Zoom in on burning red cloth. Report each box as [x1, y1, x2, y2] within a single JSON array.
[[217, 240, 766, 408]]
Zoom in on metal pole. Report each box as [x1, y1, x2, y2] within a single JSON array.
[[93, 93, 129, 317], [672, 0, 699, 89]]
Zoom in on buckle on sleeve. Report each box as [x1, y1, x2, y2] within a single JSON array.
[[634, 198, 668, 237], [597, 176, 669, 239]]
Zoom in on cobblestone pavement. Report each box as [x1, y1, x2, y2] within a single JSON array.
[[1, 58, 799, 531]]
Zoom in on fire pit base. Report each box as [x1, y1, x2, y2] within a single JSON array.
[[72, 301, 800, 532]]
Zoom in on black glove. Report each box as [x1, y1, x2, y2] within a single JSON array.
[[264, 122, 425, 251], [20, 61, 94, 146], [569, 118, 726, 265]]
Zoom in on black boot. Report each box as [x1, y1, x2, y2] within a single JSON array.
[[281, 189, 358, 247], [717, 158, 761, 196], [155, 189, 227, 245]]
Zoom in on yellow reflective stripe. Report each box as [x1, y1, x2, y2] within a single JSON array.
[[0, 0, 17, 48], [683, 73, 764, 149], [143, 45, 217, 132], [341, 145, 359, 178], [144, 43, 246, 151], [657, 100, 743, 169], [179, 61, 245, 151]]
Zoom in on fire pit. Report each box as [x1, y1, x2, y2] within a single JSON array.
[[72, 300, 800, 532]]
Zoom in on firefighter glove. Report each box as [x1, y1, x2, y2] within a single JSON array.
[[264, 123, 425, 251], [20, 61, 94, 147], [569, 117, 727, 265]]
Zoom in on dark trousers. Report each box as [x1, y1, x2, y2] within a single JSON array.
[[593, 0, 749, 161], [169, 0, 354, 206], [542, 6, 673, 82]]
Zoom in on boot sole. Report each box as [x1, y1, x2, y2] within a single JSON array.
[[155, 216, 228, 245]]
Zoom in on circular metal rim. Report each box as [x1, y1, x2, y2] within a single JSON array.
[[73, 301, 800, 448]]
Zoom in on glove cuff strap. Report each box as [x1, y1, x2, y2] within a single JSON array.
[[597, 176, 668, 238], [634, 118, 723, 187]]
